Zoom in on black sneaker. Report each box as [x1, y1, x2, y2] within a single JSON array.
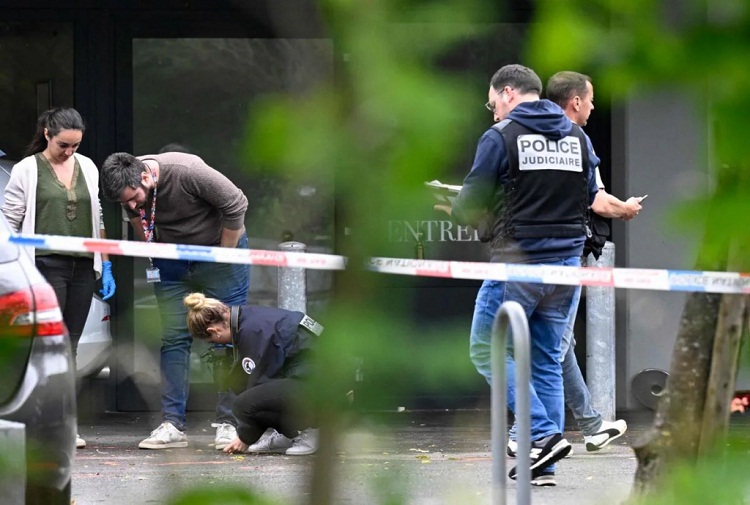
[[531, 471, 556, 487], [508, 438, 572, 459], [584, 419, 627, 452], [508, 433, 571, 480]]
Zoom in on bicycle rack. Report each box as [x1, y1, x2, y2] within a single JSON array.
[[491, 301, 531, 505]]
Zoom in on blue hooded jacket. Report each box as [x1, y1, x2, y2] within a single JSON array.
[[452, 99, 599, 261]]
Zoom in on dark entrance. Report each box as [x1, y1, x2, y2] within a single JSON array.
[[0, 1, 612, 415]]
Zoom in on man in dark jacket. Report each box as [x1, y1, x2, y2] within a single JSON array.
[[447, 64, 610, 486]]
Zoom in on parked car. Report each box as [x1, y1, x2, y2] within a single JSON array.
[[0, 156, 112, 378], [0, 212, 75, 504]]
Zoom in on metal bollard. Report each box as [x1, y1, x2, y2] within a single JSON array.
[[0, 420, 25, 504], [491, 301, 531, 505], [278, 241, 307, 312], [585, 240, 616, 421]]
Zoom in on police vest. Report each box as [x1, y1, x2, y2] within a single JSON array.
[[227, 305, 317, 390], [493, 120, 590, 239]]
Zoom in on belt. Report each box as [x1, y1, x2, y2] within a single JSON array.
[[299, 314, 324, 336]]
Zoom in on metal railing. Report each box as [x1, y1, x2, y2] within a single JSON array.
[[491, 301, 531, 505]]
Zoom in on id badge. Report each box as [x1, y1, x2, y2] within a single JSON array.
[[146, 266, 161, 283]]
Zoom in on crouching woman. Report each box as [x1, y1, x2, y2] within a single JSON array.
[[184, 292, 319, 455]]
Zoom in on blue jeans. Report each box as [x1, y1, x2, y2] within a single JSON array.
[[559, 284, 601, 435], [470, 256, 580, 461], [509, 285, 602, 439], [152, 233, 250, 431]]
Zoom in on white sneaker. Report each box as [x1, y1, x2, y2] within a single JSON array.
[[76, 434, 86, 449], [245, 429, 293, 453], [212, 423, 237, 451], [138, 422, 188, 449], [286, 428, 319, 456], [507, 439, 517, 457], [584, 419, 627, 452]]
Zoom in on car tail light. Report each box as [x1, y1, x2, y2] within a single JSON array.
[[0, 283, 65, 337]]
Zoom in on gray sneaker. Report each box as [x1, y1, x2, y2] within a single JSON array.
[[138, 422, 188, 449], [286, 428, 319, 456], [246, 429, 292, 453]]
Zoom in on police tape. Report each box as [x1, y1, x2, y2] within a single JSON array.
[[366, 257, 750, 294], [5, 232, 750, 294], [7, 233, 347, 270]]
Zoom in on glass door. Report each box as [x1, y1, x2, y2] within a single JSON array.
[[115, 28, 334, 411]]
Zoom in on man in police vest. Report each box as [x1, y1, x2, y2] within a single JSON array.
[[447, 64, 616, 486]]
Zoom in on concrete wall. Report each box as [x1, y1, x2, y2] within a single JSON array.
[[612, 90, 710, 409]]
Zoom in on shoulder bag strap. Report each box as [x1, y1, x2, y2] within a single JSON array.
[[230, 305, 239, 338]]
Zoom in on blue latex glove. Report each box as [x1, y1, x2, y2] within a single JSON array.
[[100, 260, 116, 301]]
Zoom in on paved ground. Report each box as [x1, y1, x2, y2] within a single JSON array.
[[71, 409, 645, 505]]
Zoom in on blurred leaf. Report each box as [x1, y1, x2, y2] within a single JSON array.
[[530, 0, 750, 270], [629, 432, 750, 505], [167, 486, 278, 505]]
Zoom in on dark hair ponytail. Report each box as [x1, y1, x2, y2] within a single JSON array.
[[26, 107, 86, 156]]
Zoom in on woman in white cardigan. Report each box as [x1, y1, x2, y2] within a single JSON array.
[[1, 107, 116, 448]]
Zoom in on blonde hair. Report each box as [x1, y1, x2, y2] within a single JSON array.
[[184, 292, 229, 340]]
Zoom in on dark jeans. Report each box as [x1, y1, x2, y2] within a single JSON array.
[[35, 254, 96, 364], [232, 378, 311, 444], [152, 233, 250, 431]]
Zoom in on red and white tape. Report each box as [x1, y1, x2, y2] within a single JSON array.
[[6, 232, 750, 294]]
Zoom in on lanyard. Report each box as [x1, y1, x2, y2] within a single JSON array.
[[139, 164, 158, 270], [139, 165, 158, 243]]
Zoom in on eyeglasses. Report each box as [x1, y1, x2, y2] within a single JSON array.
[[485, 87, 508, 113]]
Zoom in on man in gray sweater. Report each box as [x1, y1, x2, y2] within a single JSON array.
[[101, 151, 250, 450]]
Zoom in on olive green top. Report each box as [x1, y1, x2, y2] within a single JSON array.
[[34, 153, 93, 258]]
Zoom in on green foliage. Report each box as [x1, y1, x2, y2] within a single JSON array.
[[302, 301, 480, 412], [132, 37, 336, 243], [0, 438, 24, 482], [243, 0, 491, 416], [628, 432, 750, 505], [528, 0, 750, 499], [530, 0, 750, 271], [166, 486, 278, 505], [245, 0, 484, 259]]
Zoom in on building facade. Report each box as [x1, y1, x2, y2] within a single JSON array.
[[0, 0, 722, 415]]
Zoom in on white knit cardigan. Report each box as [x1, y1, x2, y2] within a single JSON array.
[[2, 152, 105, 279]]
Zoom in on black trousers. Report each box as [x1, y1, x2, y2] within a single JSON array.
[[35, 254, 96, 363], [232, 378, 312, 444]]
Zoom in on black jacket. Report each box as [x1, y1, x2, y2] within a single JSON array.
[[227, 305, 315, 392]]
